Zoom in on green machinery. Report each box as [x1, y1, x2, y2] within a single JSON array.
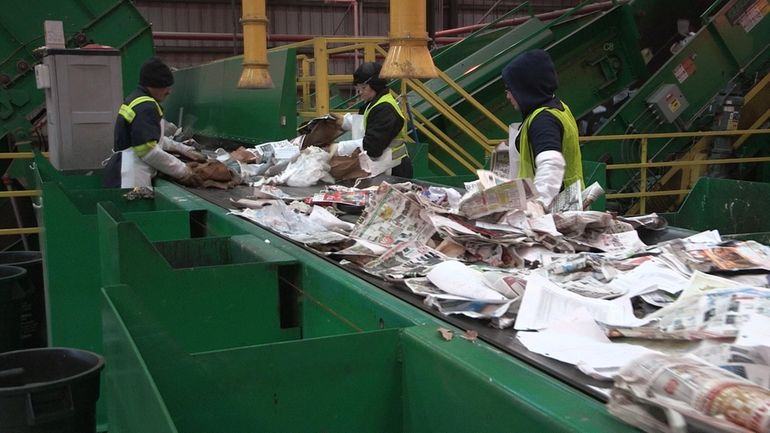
[[35, 155, 634, 432], [0, 0, 154, 251], [0, 0, 154, 146], [163, 0, 770, 199], [22, 0, 770, 431]]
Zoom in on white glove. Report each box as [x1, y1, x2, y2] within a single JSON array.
[[341, 112, 354, 131], [533, 150, 565, 208], [160, 136, 195, 153], [140, 144, 192, 180], [161, 119, 179, 137], [336, 138, 363, 157]]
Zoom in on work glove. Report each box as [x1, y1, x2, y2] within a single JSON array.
[[176, 170, 202, 188], [140, 144, 193, 181], [162, 119, 179, 137], [336, 138, 363, 157], [160, 136, 207, 162], [341, 112, 356, 131], [533, 150, 566, 209]]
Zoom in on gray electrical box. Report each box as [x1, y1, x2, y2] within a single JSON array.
[[36, 48, 123, 171], [646, 83, 690, 123]]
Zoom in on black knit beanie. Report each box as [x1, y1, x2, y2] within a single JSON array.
[[353, 62, 387, 92], [139, 57, 174, 88]]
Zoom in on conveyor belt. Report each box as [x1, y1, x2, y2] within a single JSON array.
[[187, 178, 614, 401]]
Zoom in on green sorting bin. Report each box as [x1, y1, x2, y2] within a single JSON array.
[[661, 177, 770, 242]]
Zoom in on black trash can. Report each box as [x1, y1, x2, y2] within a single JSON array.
[[0, 266, 28, 353], [0, 251, 45, 348], [0, 348, 104, 433]]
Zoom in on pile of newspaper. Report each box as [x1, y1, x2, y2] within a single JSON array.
[[231, 171, 673, 321], [609, 352, 770, 433], [229, 169, 770, 430]]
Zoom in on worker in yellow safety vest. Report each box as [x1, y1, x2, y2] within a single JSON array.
[[103, 57, 200, 188], [335, 62, 413, 178], [502, 49, 583, 209]]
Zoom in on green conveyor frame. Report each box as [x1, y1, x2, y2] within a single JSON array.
[[35, 153, 636, 432]]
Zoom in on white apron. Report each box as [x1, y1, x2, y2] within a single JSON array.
[[119, 119, 164, 188]]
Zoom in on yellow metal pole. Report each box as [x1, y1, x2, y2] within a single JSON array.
[[314, 38, 330, 115], [238, 0, 273, 88], [380, 0, 437, 79], [301, 56, 310, 111], [364, 42, 376, 62], [0, 228, 41, 236]]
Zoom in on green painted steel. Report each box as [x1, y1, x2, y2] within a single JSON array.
[[34, 154, 196, 429], [405, 4, 648, 177], [660, 176, 770, 241], [0, 0, 154, 143], [82, 175, 636, 432], [400, 325, 631, 432], [586, 0, 770, 193], [162, 49, 298, 147]]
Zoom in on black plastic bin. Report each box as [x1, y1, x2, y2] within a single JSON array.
[[0, 251, 45, 348], [0, 266, 28, 353], [0, 348, 104, 433]]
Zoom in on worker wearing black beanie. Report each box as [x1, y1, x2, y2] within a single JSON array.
[[139, 57, 174, 88], [104, 57, 198, 188]]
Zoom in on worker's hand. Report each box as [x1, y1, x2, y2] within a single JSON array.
[[182, 138, 201, 150], [330, 112, 345, 128], [162, 119, 179, 137], [160, 137, 207, 162], [176, 170, 202, 188], [336, 138, 363, 156], [178, 148, 208, 163], [331, 112, 356, 131]]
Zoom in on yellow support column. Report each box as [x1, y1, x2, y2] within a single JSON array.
[[314, 38, 330, 115], [238, 0, 273, 88], [380, 0, 437, 79]]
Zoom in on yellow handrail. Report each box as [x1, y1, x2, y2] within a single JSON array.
[[295, 36, 508, 176], [583, 128, 770, 215], [1, 150, 46, 237]]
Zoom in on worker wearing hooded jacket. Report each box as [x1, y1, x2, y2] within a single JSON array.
[[502, 49, 583, 208], [103, 57, 198, 188], [336, 62, 413, 178]]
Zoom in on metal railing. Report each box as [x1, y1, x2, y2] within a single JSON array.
[[1, 142, 43, 237], [277, 36, 388, 117], [581, 128, 770, 215], [288, 37, 509, 175], [284, 38, 770, 215]]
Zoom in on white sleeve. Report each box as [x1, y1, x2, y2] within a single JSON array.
[[533, 150, 565, 208], [336, 138, 364, 156], [140, 145, 191, 179], [160, 136, 195, 153], [341, 113, 354, 131]]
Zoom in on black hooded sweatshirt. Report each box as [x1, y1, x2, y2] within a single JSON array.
[[501, 49, 565, 157]]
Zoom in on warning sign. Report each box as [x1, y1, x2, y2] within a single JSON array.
[[673, 56, 697, 83]]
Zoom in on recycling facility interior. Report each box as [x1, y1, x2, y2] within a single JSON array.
[[0, 0, 769, 432]]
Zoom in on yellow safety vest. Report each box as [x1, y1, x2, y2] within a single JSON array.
[[518, 102, 583, 188], [117, 96, 163, 157], [363, 93, 408, 161]]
